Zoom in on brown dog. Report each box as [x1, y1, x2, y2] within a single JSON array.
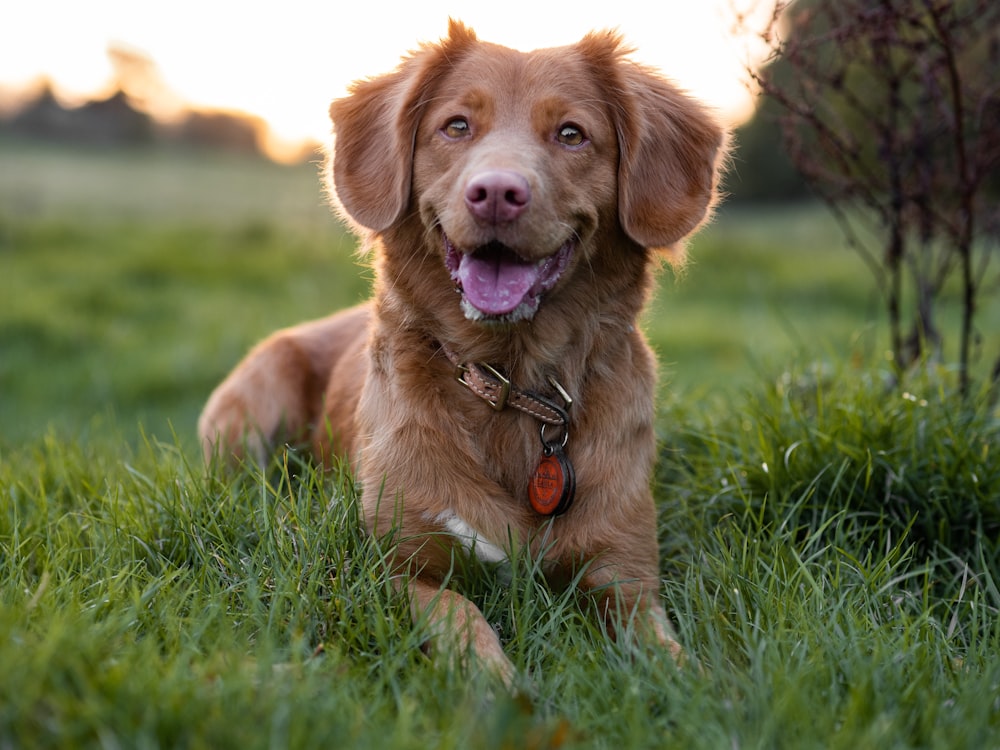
[[199, 20, 726, 682]]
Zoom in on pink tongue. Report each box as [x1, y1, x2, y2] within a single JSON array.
[[457, 249, 539, 316]]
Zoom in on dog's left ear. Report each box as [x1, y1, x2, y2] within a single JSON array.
[[582, 33, 728, 260]]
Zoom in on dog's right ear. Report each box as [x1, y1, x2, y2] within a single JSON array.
[[328, 20, 477, 232]]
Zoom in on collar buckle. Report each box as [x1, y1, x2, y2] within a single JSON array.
[[455, 362, 511, 411]]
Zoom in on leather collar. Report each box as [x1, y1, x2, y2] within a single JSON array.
[[439, 344, 572, 430]]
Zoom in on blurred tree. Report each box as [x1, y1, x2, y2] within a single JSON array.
[[107, 43, 186, 121], [175, 110, 263, 154], [7, 84, 152, 147], [728, 49, 811, 204], [746, 0, 1000, 393], [728, 95, 811, 203]]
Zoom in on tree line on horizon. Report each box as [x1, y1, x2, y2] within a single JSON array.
[[0, 82, 287, 159]]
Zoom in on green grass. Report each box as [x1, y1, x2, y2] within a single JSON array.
[[0, 140, 367, 444], [3, 376, 998, 748], [2, 142, 999, 747]]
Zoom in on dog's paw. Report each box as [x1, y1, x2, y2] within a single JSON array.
[[197, 389, 272, 466]]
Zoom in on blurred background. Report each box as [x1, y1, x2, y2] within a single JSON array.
[[1, 0, 996, 447]]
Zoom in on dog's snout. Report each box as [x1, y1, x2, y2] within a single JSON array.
[[464, 170, 531, 224]]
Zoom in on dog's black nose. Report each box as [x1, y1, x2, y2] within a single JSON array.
[[464, 170, 531, 224]]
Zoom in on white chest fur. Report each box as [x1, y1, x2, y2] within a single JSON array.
[[434, 510, 510, 565]]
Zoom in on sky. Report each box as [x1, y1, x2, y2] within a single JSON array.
[[0, 1, 770, 159]]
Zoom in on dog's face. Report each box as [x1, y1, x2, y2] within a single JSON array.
[[329, 21, 725, 324], [411, 42, 619, 322]]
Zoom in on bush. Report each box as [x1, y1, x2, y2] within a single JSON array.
[[658, 364, 1000, 588]]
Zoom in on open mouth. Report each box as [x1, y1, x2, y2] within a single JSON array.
[[444, 235, 574, 322]]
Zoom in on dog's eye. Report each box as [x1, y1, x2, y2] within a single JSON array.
[[442, 118, 471, 140], [556, 124, 586, 147]]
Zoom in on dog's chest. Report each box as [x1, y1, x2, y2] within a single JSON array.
[[433, 510, 511, 565], [481, 418, 539, 488]]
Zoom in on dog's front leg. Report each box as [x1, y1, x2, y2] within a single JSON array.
[[640, 597, 686, 663], [408, 577, 515, 686], [587, 569, 687, 666]]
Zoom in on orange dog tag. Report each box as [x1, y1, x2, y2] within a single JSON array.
[[528, 447, 575, 516]]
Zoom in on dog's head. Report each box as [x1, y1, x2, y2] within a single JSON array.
[[328, 20, 727, 323]]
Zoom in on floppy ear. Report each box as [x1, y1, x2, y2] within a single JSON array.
[[581, 33, 728, 259], [619, 67, 727, 257], [328, 20, 478, 232]]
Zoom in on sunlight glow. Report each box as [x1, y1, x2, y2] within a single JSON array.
[[1, 1, 770, 160]]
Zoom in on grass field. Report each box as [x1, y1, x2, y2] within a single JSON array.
[[1, 141, 999, 748]]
